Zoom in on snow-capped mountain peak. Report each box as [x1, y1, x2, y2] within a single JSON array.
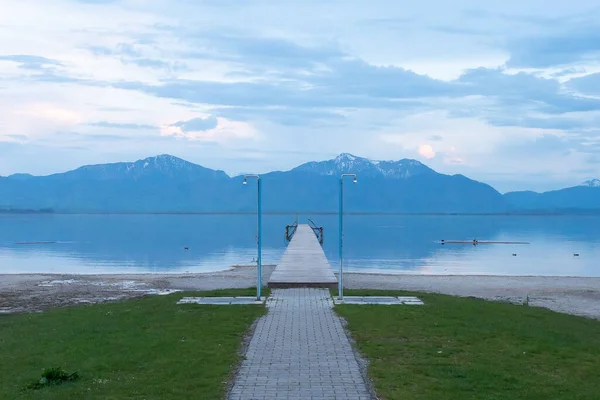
[[334, 153, 357, 163], [293, 153, 434, 179], [136, 154, 192, 170], [62, 154, 228, 181], [581, 179, 600, 187]]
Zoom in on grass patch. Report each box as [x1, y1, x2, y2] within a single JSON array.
[[335, 289, 600, 400], [0, 288, 266, 399]]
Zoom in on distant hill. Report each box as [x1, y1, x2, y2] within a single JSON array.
[[0, 153, 596, 213], [0, 208, 54, 214], [0, 153, 506, 213], [262, 154, 506, 213], [50, 154, 229, 182], [504, 180, 600, 212], [0, 155, 233, 212]]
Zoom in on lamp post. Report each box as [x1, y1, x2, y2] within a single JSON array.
[[338, 173, 357, 300], [243, 174, 262, 300]]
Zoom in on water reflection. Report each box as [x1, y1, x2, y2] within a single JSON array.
[[0, 214, 598, 276]]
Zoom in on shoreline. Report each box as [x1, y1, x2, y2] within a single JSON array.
[[4, 268, 600, 279], [2, 267, 600, 319], [3, 211, 600, 216]]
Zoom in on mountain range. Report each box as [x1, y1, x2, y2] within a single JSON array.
[[0, 153, 599, 213]]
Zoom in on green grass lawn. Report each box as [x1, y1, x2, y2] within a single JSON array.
[[0, 289, 267, 400], [335, 290, 600, 400]]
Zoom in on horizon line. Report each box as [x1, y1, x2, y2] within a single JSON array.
[[2, 210, 600, 216]]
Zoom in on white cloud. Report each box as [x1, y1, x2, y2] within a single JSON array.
[[18, 104, 82, 125], [417, 144, 436, 159], [380, 110, 564, 159], [161, 118, 259, 143], [442, 146, 465, 165]]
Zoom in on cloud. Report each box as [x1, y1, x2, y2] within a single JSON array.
[[86, 43, 187, 71], [456, 68, 600, 114], [51, 131, 134, 142], [8, 134, 28, 139], [126, 58, 171, 69], [496, 133, 577, 158], [550, 67, 588, 78], [88, 44, 138, 57], [418, 144, 435, 159], [112, 61, 600, 136], [0, 54, 62, 70], [180, 30, 344, 69], [16, 104, 82, 125], [2, 0, 600, 188], [101, 31, 598, 122], [74, 0, 120, 3], [567, 73, 600, 96], [8, 34, 596, 130], [588, 155, 600, 164], [310, 58, 458, 99], [213, 106, 347, 127], [102, 30, 458, 109], [507, 30, 600, 68], [88, 121, 156, 129], [171, 116, 218, 132], [117, 79, 391, 109], [113, 56, 454, 113], [378, 110, 563, 162], [1, 134, 28, 143], [162, 117, 257, 143], [442, 147, 465, 165]]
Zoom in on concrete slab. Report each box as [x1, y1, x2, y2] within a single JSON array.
[[398, 296, 425, 305], [333, 296, 424, 305], [402, 300, 425, 305], [177, 296, 266, 305], [397, 296, 418, 301], [334, 296, 400, 305]]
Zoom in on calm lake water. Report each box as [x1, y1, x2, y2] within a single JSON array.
[[0, 214, 599, 276]]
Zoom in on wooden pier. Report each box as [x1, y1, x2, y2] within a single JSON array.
[[268, 224, 337, 288]]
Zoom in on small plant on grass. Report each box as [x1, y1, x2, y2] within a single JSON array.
[[25, 367, 79, 390]]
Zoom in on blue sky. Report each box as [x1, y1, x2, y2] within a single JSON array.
[[1, 0, 600, 192]]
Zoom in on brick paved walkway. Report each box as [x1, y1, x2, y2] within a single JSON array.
[[229, 288, 371, 400]]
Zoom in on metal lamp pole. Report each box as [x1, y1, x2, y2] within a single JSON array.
[[338, 173, 357, 300], [243, 174, 262, 300]]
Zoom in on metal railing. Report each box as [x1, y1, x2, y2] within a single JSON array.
[[308, 219, 324, 246], [285, 221, 298, 243]]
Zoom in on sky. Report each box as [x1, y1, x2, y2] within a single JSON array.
[[1, 0, 600, 192]]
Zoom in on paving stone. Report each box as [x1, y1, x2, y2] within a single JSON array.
[[228, 288, 371, 400]]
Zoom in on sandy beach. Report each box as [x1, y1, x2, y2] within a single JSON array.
[[2, 266, 600, 319]]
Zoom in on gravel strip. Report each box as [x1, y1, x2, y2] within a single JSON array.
[[2, 268, 600, 319]]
